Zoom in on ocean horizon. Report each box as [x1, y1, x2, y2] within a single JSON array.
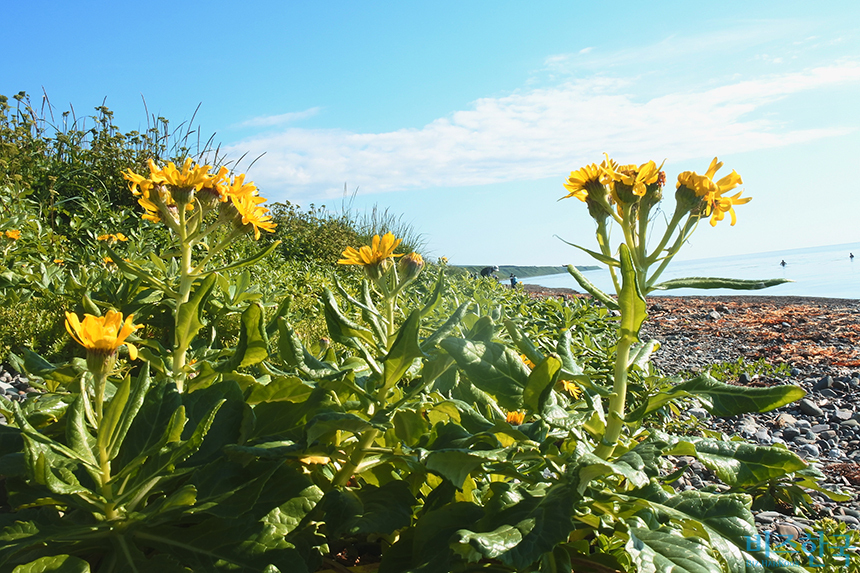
[[521, 241, 860, 300]]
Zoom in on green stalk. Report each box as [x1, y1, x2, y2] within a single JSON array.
[[594, 330, 634, 459], [173, 206, 194, 391], [330, 428, 380, 488]]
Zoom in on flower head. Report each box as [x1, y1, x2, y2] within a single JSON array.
[[65, 310, 141, 360], [4, 229, 21, 240], [397, 252, 425, 283], [97, 233, 128, 243], [338, 233, 404, 266], [506, 411, 526, 425], [230, 193, 277, 239], [561, 163, 603, 202], [561, 380, 582, 399], [676, 157, 748, 224]]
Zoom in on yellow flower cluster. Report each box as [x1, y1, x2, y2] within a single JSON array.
[[123, 159, 276, 239], [506, 411, 526, 425], [676, 158, 750, 226], [563, 154, 750, 226], [4, 229, 21, 240], [97, 233, 128, 243]]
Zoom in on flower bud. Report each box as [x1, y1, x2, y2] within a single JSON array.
[[397, 252, 424, 284]]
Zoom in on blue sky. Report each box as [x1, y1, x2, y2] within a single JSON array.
[[4, 1, 860, 266]]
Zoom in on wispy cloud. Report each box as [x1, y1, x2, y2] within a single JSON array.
[[228, 61, 860, 200], [237, 107, 321, 128]]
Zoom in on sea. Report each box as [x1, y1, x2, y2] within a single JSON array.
[[521, 242, 860, 300]]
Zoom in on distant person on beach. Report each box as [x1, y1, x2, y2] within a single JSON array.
[[510, 273, 518, 288], [851, 253, 855, 261], [780, 260, 786, 267], [480, 265, 499, 278]]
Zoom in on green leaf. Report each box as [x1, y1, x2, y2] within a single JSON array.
[[504, 319, 545, 368], [628, 484, 806, 572], [322, 480, 416, 538], [454, 484, 577, 570], [208, 240, 282, 273], [626, 526, 723, 573], [219, 302, 269, 371], [660, 433, 807, 487], [567, 451, 649, 494], [277, 319, 338, 379], [650, 276, 792, 291], [247, 376, 313, 405], [12, 555, 91, 573], [305, 412, 373, 445], [618, 244, 647, 338], [630, 373, 805, 421], [381, 309, 426, 393], [180, 381, 245, 467], [629, 340, 659, 370], [420, 269, 446, 317], [566, 264, 618, 310], [322, 288, 377, 349], [421, 302, 468, 352], [175, 274, 217, 352], [523, 355, 561, 413], [440, 338, 529, 411], [425, 449, 507, 489], [115, 380, 182, 472]]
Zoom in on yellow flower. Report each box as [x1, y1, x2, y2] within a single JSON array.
[[338, 233, 404, 266], [506, 411, 525, 425], [97, 233, 129, 243], [561, 380, 582, 399], [137, 194, 164, 224], [148, 158, 211, 191], [54, 259, 64, 265], [676, 158, 748, 225], [519, 354, 536, 369], [65, 310, 141, 359], [4, 230, 21, 240], [708, 191, 752, 226], [613, 160, 662, 197], [561, 163, 603, 202], [123, 169, 153, 197], [223, 173, 258, 202], [676, 157, 742, 199], [231, 193, 277, 240]]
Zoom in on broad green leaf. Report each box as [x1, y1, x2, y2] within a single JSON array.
[[420, 269, 446, 317], [440, 338, 529, 411], [306, 412, 374, 445], [277, 319, 338, 379], [246, 376, 313, 405], [219, 302, 269, 371], [425, 449, 507, 489], [322, 480, 416, 538], [566, 264, 618, 310], [12, 554, 91, 573], [380, 309, 426, 393], [650, 276, 792, 291], [322, 288, 377, 349], [454, 484, 577, 570], [628, 484, 806, 572], [115, 380, 182, 472], [555, 329, 584, 376], [393, 409, 429, 446], [628, 340, 659, 370], [65, 396, 96, 467], [466, 315, 495, 343], [568, 451, 649, 494], [660, 433, 806, 487], [175, 274, 216, 352], [618, 244, 647, 338], [629, 373, 805, 421], [626, 526, 723, 573], [180, 381, 245, 466], [248, 388, 329, 440], [504, 319, 545, 367], [421, 302, 468, 352], [523, 355, 561, 413]]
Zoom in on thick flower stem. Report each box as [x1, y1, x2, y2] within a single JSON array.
[[173, 209, 194, 392], [594, 332, 634, 460], [99, 448, 117, 520], [330, 428, 380, 489]]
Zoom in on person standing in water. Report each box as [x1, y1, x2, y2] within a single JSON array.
[[851, 253, 855, 261], [510, 273, 518, 288], [780, 260, 787, 267]]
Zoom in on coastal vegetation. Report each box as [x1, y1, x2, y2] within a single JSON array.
[[0, 94, 847, 572]]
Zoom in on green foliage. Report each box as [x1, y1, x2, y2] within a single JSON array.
[[267, 201, 360, 263]]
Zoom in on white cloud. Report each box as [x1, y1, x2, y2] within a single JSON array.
[[237, 107, 321, 128], [227, 61, 860, 200]]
